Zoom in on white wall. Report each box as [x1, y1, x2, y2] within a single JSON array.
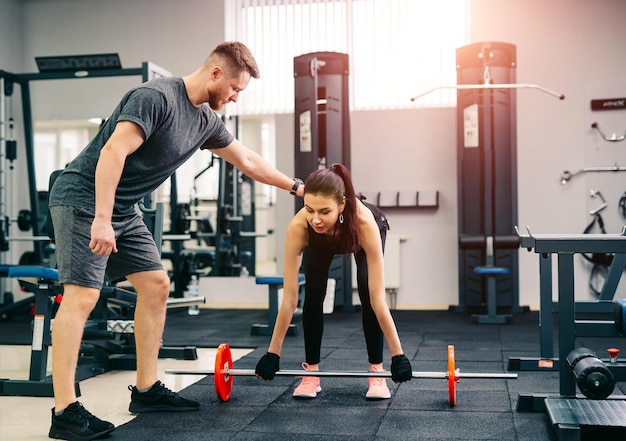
[[350, 108, 459, 309], [20, 0, 226, 121], [2, 0, 626, 310], [0, 0, 23, 70], [470, 0, 626, 307]]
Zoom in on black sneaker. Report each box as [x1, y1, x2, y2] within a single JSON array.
[[128, 381, 200, 413], [48, 401, 115, 441]]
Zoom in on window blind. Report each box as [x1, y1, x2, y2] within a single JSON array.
[[225, 0, 470, 115]]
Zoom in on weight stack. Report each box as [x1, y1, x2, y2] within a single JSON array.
[[454, 42, 521, 315], [294, 52, 352, 310], [294, 52, 350, 181]]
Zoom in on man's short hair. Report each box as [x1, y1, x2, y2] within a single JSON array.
[[210, 41, 260, 79]]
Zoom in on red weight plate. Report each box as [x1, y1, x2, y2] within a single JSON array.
[[214, 343, 233, 401], [447, 345, 457, 407]]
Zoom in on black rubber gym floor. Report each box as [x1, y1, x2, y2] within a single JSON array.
[[130, 308, 625, 440], [2, 307, 625, 440]]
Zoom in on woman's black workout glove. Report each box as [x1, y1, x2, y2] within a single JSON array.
[[255, 352, 280, 380], [391, 354, 412, 382]]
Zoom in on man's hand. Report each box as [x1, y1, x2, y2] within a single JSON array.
[[89, 218, 118, 256]]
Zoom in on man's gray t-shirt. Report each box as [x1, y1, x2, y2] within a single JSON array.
[[49, 77, 234, 215]]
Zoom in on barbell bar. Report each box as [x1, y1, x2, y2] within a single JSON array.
[[165, 344, 517, 407], [199, 369, 515, 379]]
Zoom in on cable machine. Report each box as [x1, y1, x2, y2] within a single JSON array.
[[165, 115, 258, 300], [0, 55, 170, 315], [411, 41, 565, 323], [294, 51, 352, 310], [455, 42, 521, 322]]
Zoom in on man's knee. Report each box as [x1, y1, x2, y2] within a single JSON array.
[[128, 270, 171, 300], [152, 273, 171, 299], [58, 284, 101, 318]]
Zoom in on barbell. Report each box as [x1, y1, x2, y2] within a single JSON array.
[[165, 344, 517, 406]]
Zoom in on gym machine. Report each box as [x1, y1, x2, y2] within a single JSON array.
[[162, 167, 217, 299], [213, 147, 257, 277], [168, 153, 257, 281], [515, 227, 626, 440], [0, 55, 170, 317], [412, 42, 564, 323], [453, 42, 523, 323], [294, 51, 352, 310], [508, 196, 626, 372], [163, 115, 261, 302]]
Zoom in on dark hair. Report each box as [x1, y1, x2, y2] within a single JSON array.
[[304, 163, 359, 253], [209, 41, 260, 79]]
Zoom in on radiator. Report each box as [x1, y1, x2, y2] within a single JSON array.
[[384, 233, 402, 290], [352, 233, 403, 290]]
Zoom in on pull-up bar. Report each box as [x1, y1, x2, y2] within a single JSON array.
[[410, 83, 565, 102]]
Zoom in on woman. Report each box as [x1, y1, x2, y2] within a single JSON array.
[[255, 163, 412, 399]]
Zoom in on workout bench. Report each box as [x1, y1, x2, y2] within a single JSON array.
[[514, 227, 626, 440], [509, 227, 626, 373], [251, 274, 305, 336], [459, 235, 520, 324], [0, 265, 15, 318], [0, 266, 75, 396]]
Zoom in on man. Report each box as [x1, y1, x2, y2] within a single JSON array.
[[47, 41, 305, 441]]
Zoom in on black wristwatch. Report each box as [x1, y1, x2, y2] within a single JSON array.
[[290, 178, 304, 195]]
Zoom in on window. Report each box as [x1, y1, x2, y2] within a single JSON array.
[[226, 0, 470, 115], [34, 128, 91, 191]]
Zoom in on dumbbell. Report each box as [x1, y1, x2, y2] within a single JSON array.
[[566, 347, 615, 400]]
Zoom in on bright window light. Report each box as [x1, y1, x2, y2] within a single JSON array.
[[226, 0, 470, 115]]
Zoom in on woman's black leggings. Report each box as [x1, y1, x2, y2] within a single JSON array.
[[301, 231, 387, 365]]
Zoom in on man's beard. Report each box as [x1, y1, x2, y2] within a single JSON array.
[[208, 94, 223, 111]]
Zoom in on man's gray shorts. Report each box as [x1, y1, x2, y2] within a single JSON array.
[[49, 205, 165, 289]]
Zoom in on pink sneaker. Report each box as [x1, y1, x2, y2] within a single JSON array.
[[366, 365, 391, 400], [293, 363, 321, 398]]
